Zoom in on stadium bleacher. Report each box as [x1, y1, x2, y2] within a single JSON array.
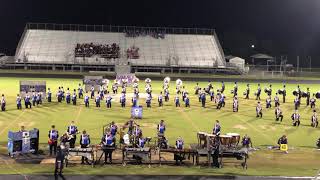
[[15, 25, 226, 68]]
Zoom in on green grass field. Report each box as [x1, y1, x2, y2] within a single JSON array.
[[0, 77, 319, 176]]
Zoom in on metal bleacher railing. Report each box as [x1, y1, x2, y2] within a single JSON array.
[[15, 23, 226, 68]]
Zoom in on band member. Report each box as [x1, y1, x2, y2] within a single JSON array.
[[1, 94, 5, 111], [57, 88, 62, 103], [274, 93, 280, 107], [256, 84, 261, 100], [112, 83, 118, 94], [146, 93, 152, 108], [158, 92, 163, 107], [297, 85, 302, 101], [233, 96, 239, 112], [64, 88, 70, 104], [233, 82, 238, 97], [310, 94, 316, 109], [105, 92, 112, 108], [198, 89, 202, 102], [90, 85, 95, 99], [174, 137, 184, 164], [35, 93, 41, 105], [16, 94, 22, 109], [221, 81, 225, 93], [72, 90, 77, 105], [101, 132, 115, 164], [48, 125, 59, 156], [266, 95, 272, 108], [84, 94, 89, 107], [291, 110, 300, 126], [275, 106, 283, 122], [267, 84, 272, 96], [25, 94, 32, 109], [125, 119, 137, 136], [256, 101, 263, 118], [242, 134, 252, 148], [67, 121, 78, 148], [80, 130, 91, 164], [209, 88, 214, 102], [119, 92, 126, 108], [217, 93, 225, 110], [175, 94, 180, 107], [213, 120, 221, 135], [311, 110, 318, 128], [157, 120, 166, 135], [61, 87, 65, 101], [185, 95, 190, 107], [134, 125, 143, 138], [137, 135, 146, 148], [195, 83, 200, 95], [294, 95, 300, 110], [60, 133, 69, 148], [110, 121, 118, 137], [164, 88, 169, 102], [32, 92, 37, 106], [99, 86, 105, 100], [306, 88, 310, 106], [282, 85, 286, 103], [182, 87, 187, 102], [47, 88, 52, 102], [78, 84, 83, 99], [244, 84, 250, 99], [94, 93, 100, 107], [132, 93, 138, 107], [277, 135, 288, 152], [201, 91, 206, 108]]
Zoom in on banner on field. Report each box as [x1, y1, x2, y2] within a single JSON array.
[[19, 81, 46, 98]]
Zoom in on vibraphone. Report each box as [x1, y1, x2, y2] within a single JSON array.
[[66, 148, 95, 167], [159, 148, 197, 165], [95, 145, 116, 165], [122, 147, 151, 166]]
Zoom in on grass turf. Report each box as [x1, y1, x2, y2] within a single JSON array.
[[0, 77, 319, 176]]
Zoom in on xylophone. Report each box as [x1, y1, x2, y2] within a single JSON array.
[[218, 148, 249, 169], [159, 148, 197, 165], [122, 147, 151, 166], [66, 148, 94, 167]]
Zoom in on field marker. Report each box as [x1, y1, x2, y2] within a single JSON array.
[[0, 110, 25, 136]]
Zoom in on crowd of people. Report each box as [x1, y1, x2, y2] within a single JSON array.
[[75, 43, 120, 59], [124, 29, 165, 39], [126, 46, 140, 59]]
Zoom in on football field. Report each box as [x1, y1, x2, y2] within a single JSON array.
[[0, 76, 319, 176]]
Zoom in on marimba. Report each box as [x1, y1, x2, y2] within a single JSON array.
[[159, 148, 197, 165], [219, 149, 249, 169], [66, 148, 94, 167], [122, 147, 151, 166]]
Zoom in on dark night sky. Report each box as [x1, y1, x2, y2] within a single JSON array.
[[0, 0, 320, 66]]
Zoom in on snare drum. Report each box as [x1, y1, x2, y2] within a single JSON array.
[[219, 135, 232, 146], [226, 133, 240, 146]]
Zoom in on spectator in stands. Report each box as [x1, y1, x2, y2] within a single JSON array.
[[75, 43, 120, 59]]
